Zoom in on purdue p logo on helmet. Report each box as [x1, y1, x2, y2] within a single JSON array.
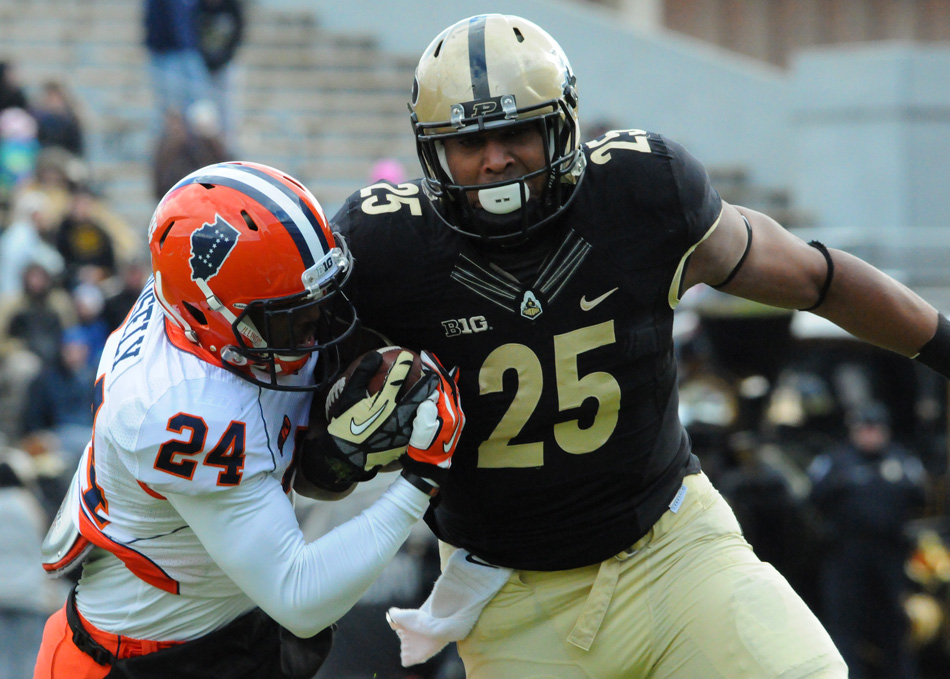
[[410, 14, 585, 244]]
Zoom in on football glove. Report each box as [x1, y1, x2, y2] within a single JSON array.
[[400, 351, 465, 487], [310, 350, 439, 490]]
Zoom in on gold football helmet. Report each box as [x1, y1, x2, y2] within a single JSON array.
[[410, 14, 585, 244]]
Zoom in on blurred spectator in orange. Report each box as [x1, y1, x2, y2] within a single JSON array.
[[30, 80, 85, 157]]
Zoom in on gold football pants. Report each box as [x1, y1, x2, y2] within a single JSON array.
[[449, 472, 847, 679]]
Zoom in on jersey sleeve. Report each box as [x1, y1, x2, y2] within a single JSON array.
[[106, 377, 278, 496], [167, 472, 430, 636], [660, 135, 723, 246]]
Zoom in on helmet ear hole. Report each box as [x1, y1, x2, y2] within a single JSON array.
[[241, 210, 258, 231], [157, 222, 175, 249], [183, 301, 208, 325]]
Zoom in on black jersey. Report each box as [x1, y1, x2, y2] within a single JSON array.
[[333, 130, 722, 570]]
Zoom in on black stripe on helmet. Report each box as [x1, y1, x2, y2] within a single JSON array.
[[468, 15, 490, 100]]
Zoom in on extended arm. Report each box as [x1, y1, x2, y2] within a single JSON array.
[[684, 200, 939, 357], [168, 473, 429, 638]]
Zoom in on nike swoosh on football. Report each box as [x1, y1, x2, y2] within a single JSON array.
[[350, 400, 390, 436], [580, 287, 619, 311]]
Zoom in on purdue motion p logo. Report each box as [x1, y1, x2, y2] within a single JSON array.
[[190, 215, 239, 281]]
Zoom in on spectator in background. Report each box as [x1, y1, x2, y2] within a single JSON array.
[[0, 61, 28, 114], [197, 0, 244, 147], [102, 257, 150, 332], [151, 100, 230, 200], [20, 326, 96, 467], [369, 157, 407, 185], [0, 189, 64, 299], [0, 262, 74, 443], [31, 80, 85, 157], [716, 430, 814, 594], [808, 402, 928, 679], [54, 185, 116, 288], [0, 447, 59, 679], [144, 0, 212, 137], [0, 107, 40, 208], [2, 262, 74, 367], [69, 283, 109, 368]]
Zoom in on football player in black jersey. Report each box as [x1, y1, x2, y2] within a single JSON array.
[[330, 14, 948, 679]]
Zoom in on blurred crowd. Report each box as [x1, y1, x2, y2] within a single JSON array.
[[0, 2, 244, 673]]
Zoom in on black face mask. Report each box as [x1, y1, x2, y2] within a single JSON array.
[[465, 198, 549, 247]]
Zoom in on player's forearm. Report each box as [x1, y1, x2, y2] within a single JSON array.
[[810, 249, 938, 356], [269, 476, 429, 636], [172, 474, 429, 637]]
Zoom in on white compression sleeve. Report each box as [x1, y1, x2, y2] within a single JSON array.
[[168, 474, 430, 637]]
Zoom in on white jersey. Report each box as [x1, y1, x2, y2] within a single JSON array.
[[72, 284, 429, 640]]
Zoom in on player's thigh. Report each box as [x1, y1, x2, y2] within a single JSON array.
[[33, 608, 110, 679], [458, 559, 655, 679], [458, 564, 616, 679], [647, 482, 846, 679]]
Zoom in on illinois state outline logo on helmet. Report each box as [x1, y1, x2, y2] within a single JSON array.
[[148, 160, 359, 392], [190, 215, 240, 281]]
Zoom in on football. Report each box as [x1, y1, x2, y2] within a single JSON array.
[[325, 346, 424, 421]]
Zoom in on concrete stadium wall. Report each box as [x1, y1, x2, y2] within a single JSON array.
[[269, 0, 791, 191], [259, 0, 950, 237], [791, 44, 950, 230]]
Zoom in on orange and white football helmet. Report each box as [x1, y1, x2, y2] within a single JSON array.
[[149, 161, 358, 391]]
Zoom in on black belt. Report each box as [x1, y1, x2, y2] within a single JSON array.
[[63, 585, 335, 678], [65, 586, 117, 666]]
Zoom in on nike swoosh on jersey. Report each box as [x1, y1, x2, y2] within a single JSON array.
[[580, 287, 619, 311], [464, 552, 498, 568], [350, 400, 390, 436]]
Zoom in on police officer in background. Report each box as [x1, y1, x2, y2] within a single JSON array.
[[809, 402, 928, 679]]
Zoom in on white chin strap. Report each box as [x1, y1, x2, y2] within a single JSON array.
[[479, 184, 528, 215]]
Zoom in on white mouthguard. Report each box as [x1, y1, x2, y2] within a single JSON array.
[[478, 184, 529, 215]]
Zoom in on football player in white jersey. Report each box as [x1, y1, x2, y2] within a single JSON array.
[[33, 161, 463, 679]]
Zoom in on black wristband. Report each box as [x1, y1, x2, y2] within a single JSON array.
[[400, 469, 439, 497], [914, 313, 950, 379]]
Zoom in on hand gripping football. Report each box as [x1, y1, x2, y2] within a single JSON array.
[[325, 346, 424, 421], [323, 346, 434, 472]]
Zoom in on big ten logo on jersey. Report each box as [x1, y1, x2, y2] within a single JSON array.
[[112, 286, 157, 370], [442, 315, 489, 337]]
